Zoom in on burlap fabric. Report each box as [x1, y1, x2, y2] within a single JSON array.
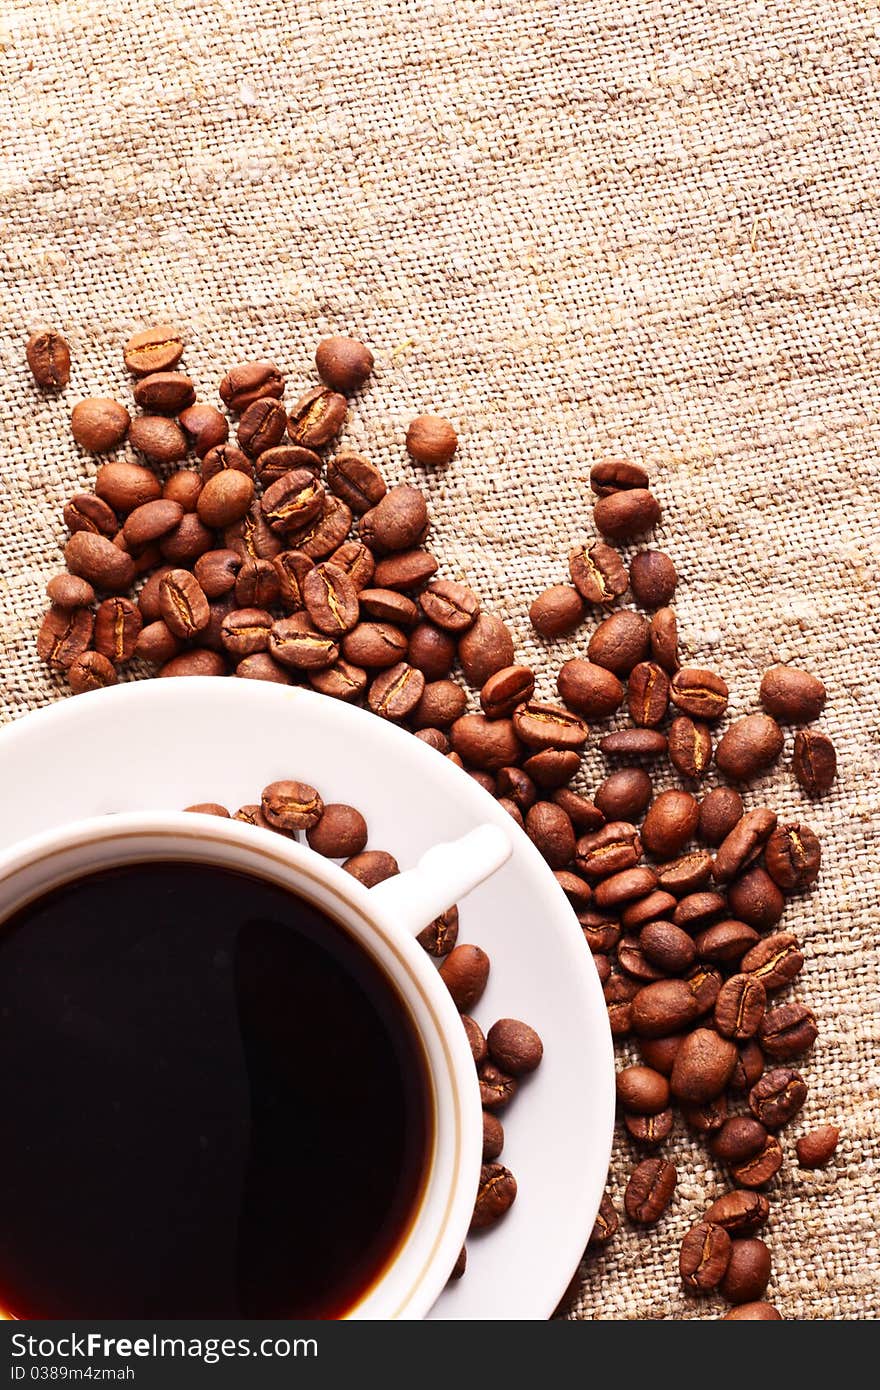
[[1, 0, 878, 1320]]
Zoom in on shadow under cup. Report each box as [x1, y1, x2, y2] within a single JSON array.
[[0, 852, 437, 1320]]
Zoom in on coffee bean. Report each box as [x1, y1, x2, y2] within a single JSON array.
[[160, 513, 214, 565], [358, 588, 417, 627], [368, 662, 425, 720], [552, 788, 605, 830], [616, 1065, 670, 1114], [219, 608, 273, 657], [668, 716, 713, 780], [554, 870, 592, 908], [458, 613, 515, 686], [301, 804, 368, 860], [479, 1062, 518, 1109], [64, 494, 118, 538], [624, 1109, 674, 1146], [792, 729, 837, 795], [301, 562, 360, 636], [641, 790, 700, 860], [715, 714, 784, 782], [320, 455, 385, 518], [729, 1134, 783, 1188], [270, 617, 338, 671], [685, 962, 723, 1014], [759, 664, 826, 723], [529, 584, 585, 638], [185, 804, 231, 818], [68, 650, 117, 693], [730, 1040, 765, 1094], [618, 936, 665, 982], [179, 403, 228, 457], [673, 890, 726, 929], [411, 679, 467, 729], [649, 606, 680, 672], [37, 605, 94, 670], [123, 325, 184, 376], [714, 974, 766, 1041], [670, 1028, 738, 1102], [525, 802, 576, 868], [621, 890, 678, 930], [414, 906, 459, 959], [373, 548, 438, 590], [420, 580, 479, 633], [713, 808, 777, 883], [258, 471, 322, 537], [679, 1222, 732, 1291], [498, 797, 524, 827], [201, 445, 254, 485], [26, 330, 70, 389], [588, 610, 650, 675], [96, 462, 162, 514], [704, 1189, 770, 1235], [765, 822, 821, 891], [113, 531, 159, 575], [261, 780, 323, 831], [693, 920, 759, 964], [406, 414, 458, 467], [721, 1238, 772, 1304], [588, 1192, 619, 1247], [235, 556, 282, 608], [624, 1158, 676, 1224], [287, 386, 347, 448], [289, 495, 354, 560], [220, 361, 284, 413], [342, 850, 399, 887], [627, 660, 670, 727], [748, 1068, 807, 1129], [659, 850, 714, 895], [710, 1117, 767, 1164], [358, 484, 428, 554], [123, 499, 184, 550], [439, 944, 490, 1012], [159, 649, 227, 677], [568, 541, 628, 606], [682, 1101, 729, 1136], [64, 532, 136, 593], [265, 549, 312, 611], [71, 398, 130, 453], [128, 415, 188, 464], [190, 549, 240, 600], [604, 973, 637, 1035], [193, 471, 254, 530], [157, 570, 210, 639], [741, 933, 804, 992], [697, 787, 743, 846], [594, 488, 660, 541], [306, 660, 365, 700], [315, 336, 373, 394], [722, 1302, 782, 1320], [479, 666, 533, 719], [47, 574, 95, 609], [594, 866, 658, 910], [797, 1125, 839, 1168], [342, 622, 410, 669], [480, 1110, 504, 1162], [669, 667, 729, 721], [93, 597, 141, 662], [640, 921, 696, 974], [759, 1002, 818, 1060], [131, 372, 194, 416], [236, 397, 287, 458], [227, 502, 284, 561], [234, 652, 290, 684], [575, 821, 642, 879], [630, 551, 677, 609], [727, 867, 784, 929], [513, 700, 588, 751], [600, 729, 668, 759], [471, 1163, 517, 1230], [135, 620, 181, 665], [557, 658, 625, 718], [589, 459, 650, 495], [401, 624, 452, 682], [594, 768, 652, 822]]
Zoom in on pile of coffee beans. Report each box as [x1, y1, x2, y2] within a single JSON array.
[[29, 327, 840, 1318], [184, 780, 544, 1280]]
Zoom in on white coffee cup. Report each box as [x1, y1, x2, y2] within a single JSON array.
[[0, 810, 512, 1321]]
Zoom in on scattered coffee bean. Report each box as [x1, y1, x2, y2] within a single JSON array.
[[668, 715, 713, 780], [649, 606, 680, 672], [94, 596, 141, 662], [594, 768, 652, 822], [46, 573, 95, 609], [529, 584, 585, 638], [26, 330, 71, 389], [616, 1065, 670, 1115], [624, 1158, 677, 1224], [748, 1068, 807, 1129], [624, 1109, 674, 1146], [631, 979, 701, 1037], [764, 823, 821, 890], [588, 1192, 619, 1246], [698, 787, 743, 845], [714, 974, 766, 1041], [342, 850, 399, 887], [588, 610, 650, 675], [669, 667, 729, 721], [68, 650, 118, 693], [641, 790, 699, 860], [458, 613, 515, 686], [710, 1116, 767, 1165], [261, 780, 323, 830], [792, 729, 837, 795], [568, 541, 628, 606], [439, 944, 491, 1011], [759, 664, 826, 723], [471, 1164, 517, 1230], [721, 1238, 771, 1304], [670, 1028, 738, 1103], [513, 700, 588, 751], [420, 579, 479, 632], [64, 532, 136, 593], [627, 661, 670, 727], [589, 459, 649, 495], [741, 934, 803, 991], [71, 398, 131, 453], [37, 605, 94, 671], [759, 1002, 818, 1060], [713, 808, 777, 883], [287, 386, 347, 449], [123, 325, 184, 376], [715, 713, 784, 782], [729, 1134, 783, 1188], [640, 921, 696, 974], [796, 1125, 839, 1168], [416, 907, 460, 958], [158, 569, 210, 639], [594, 488, 660, 541], [679, 1222, 732, 1290], [629, 551, 676, 609], [600, 729, 668, 758], [482, 1111, 504, 1161], [406, 414, 458, 467], [219, 361, 284, 413], [704, 1189, 769, 1235], [64, 494, 118, 538], [478, 1062, 518, 1109], [557, 658, 625, 718], [315, 337, 373, 394], [722, 1302, 782, 1320]]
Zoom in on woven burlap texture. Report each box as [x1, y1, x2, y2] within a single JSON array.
[[1, 0, 879, 1320]]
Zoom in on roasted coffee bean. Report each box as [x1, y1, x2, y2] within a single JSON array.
[[710, 1117, 768, 1165], [455, 1015, 487, 1067], [621, 890, 678, 930], [498, 797, 524, 827], [481, 666, 534, 719], [576, 821, 642, 879], [185, 804, 231, 818], [302, 804, 369, 860], [681, 1096, 728, 1134], [159, 649, 227, 677], [554, 870, 592, 908], [37, 605, 94, 670], [201, 444, 254, 484], [624, 1158, 676, 1224], [157, 570, 210, 639], [641, 791, 700, 860], [764, 823, 821, 891], [71, 398, 131, 453], [270, 617, 338, 671], [759, 664, 826, 723], [368, 662, 425, 720], [195, 471, 255, 529], [307, 660, 366, 700], [64, 532, 135, 593], [135, 620, 181, 665], [669, 667, 729, 721], [285, 386, 346, 448], [220, 361, 284, 414], [373, 548, 438, 590], [268, 549, 312, 611], [698, 787, 743, 846], [479, 1111, 504, 1163], [727, 867, 784, 929], [594, 768, 652, 823], [162, 471, 202, 510], [192, 549, 241, 599], [358, 588, 418, 627], [233, 555, 281, 608], [796, 1125, 839, 1168], [704, 1189, 770, 1235], [640, 921, 696, 974], [405, 414, 458, 467], [658, 850, 713, 896], [415, 906, 459, 959], [26, 329, 70, 389], [668, 716, 713, 780], [594, 866, 658, 911], [123, 325, 183, 376], [679, 1222, 732, 1291], [220, 608, 273, 657], [47, 574, 95, 609], [749, 1068, 807, 1129], [226, 502, 284, 561], [600, 729, 668, 759], [123, 499, 184, 549], [93, 597, 141, 662], [521, 748, 581, 788], [524, 802, 575, 868], [588, 1192, 619, 1247], [95, 462, 162, 515], [588, 610, 650, 676], [411, 679, 467, 729], [329, 544, 376, 598], [624, 1110, 674, 1146], [113, 532, 160, 576], [68, 650, 117, 693], [195, 594, 235, 655], [497, 766, 537, 810], [627, 661, 670, 727], [471, 1163, 517, 1230], [730, 1040, 765, 1094], [287, 495, 353, 560], [552, 788, 604, 831], [670, 1028, 737, 1102], [406, 622, 456, 679], [741, 933, 804, 992], [589, 459, 649, 495], [301, 562, 360, 636], [713, 808, 777, 883], [343, 622, 408, 669], [64, 493, 118, 539], [321, 451, 386, 514], [592, 954, 612, 986], [341, 849, 399, 887], [359, 484, 428, 554], [721, 1239, 771, 1304], [259, 469, 323, 535], [132, 371, 194, 416], [673, 890, 726, 930], [723, 1302, 782, 1320], [513, 700, 588, 751], [685, 963, 723, 1015], [260, 780, 323, 832], [136, 567, 173, 624], [729, 1135, 783, 1188], [594, 488, 660, 541], [557, 658, 625, 718], [529, 584, 585, 638], [236, 397, 287, 458], [650, 606, 680, 673], [235, 653, 291, 684], [128, 414, 188, 464], [568, 541, 628, 606], [616, 1065, 670, 1114], [479, 1062, 518, 1109], [629, 550, 676, 609], [604, 974, 637, 1035], [792, 729, 837, 795], [312, 336, 374, 395], [715, 713, 784, 782], [759, 1002, 818, 1059], [694, 920, 759, 964], [458, 613, 515, 685], [179, 403, 228, 457], [439, 944, 490, 1012], [420, 580, 479, 633], [714, 974, 766, 1041], [160, 512, 214, 565], [617, 936, 664, 982]]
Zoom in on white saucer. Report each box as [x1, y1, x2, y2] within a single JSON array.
[[0, 679, 614, 1321]]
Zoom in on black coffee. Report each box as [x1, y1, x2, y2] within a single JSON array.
[[0, 862, 431, 1318]]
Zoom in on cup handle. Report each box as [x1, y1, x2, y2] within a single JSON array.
[[369, 823, 513, 937]]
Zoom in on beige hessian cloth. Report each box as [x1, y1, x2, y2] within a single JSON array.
[[1, 0, 878, 1320]]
